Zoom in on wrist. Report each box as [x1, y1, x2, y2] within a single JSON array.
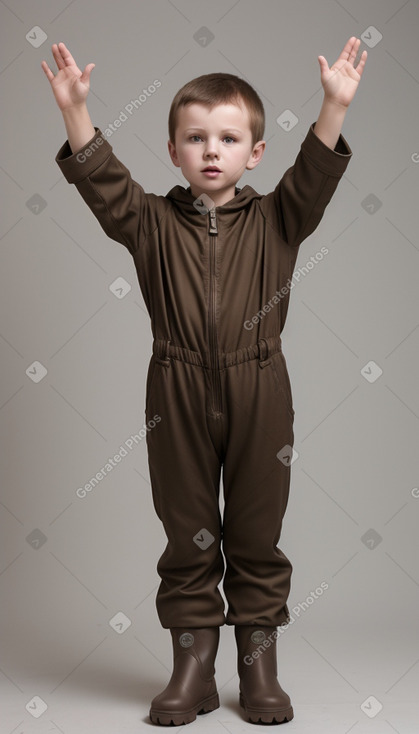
[[61, 104, 95, 155], [61, 102, 90, 119], [321, 95, 349, 112], [314, 97, 348, 150]]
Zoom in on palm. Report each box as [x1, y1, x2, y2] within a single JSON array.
[[318, 36, 367, 107], [41, 43, 95, 111], [50, 65, 89, 108]]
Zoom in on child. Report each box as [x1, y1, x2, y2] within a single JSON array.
[[42, 37, 367, 726]]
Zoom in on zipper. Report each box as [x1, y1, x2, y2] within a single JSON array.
[[208, 207, 223, 415]]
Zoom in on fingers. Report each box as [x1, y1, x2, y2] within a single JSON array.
[[340, 36, 359, 63], [339, 36, 366, 71], [51, 42, 66, 70], [57, 41, 78, 67], [317, 55, 328, 72], [41, 60, 54, 81], [49, 42, 79, 72], [355, 49, 368, 75], [349, 37, 360, 61], [339, 36, 355, 61], [80, 63, 95, 85]]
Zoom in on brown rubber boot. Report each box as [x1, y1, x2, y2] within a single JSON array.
[[149, 627, 220, 726], [235, 625, 294, 724]]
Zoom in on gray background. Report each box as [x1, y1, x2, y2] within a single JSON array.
[[1, 0, 418, 732]]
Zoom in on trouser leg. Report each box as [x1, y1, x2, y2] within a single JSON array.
[[221, 349, 294, 627], [145, 354, 226, 628]]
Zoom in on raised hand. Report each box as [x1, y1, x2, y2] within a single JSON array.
[[318, 36, 367, 108], [41, 42, 95, 111]]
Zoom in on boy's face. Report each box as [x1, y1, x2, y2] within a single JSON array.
[[167, 101, 265, 207]]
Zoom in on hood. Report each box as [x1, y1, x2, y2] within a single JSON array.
[[165, 183, 263, 214]]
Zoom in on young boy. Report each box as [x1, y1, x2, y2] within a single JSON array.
[[42, 37, 367, 726]]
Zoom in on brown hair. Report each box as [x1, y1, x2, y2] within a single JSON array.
[[168, 72, 265, 148]]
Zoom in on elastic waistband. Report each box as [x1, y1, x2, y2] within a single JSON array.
[[152, 335, 282, 368]]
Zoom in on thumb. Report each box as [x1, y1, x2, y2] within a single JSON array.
[[80, 63, 95, 85], [317, 55, 328, 73]]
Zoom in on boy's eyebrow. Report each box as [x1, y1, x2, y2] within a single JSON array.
[[184, 127, 243, 134]]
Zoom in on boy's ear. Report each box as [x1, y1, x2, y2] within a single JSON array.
[[246, 140, 266, 170], [168, 139, 180, 167]]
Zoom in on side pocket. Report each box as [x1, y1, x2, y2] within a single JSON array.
[[271, 351, 295, 419], [145, 355, 171, 414], [145, 356, 158, 415]]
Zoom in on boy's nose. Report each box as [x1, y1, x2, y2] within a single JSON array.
[[204, 141, 219, 158]]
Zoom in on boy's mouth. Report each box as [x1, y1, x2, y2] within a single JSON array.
[[201, 166, 222, 177]]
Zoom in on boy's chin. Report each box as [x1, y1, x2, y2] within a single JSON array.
[[188, 179, 237, 192]]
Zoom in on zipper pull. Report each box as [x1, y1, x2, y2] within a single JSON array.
[[209, 208, 218, 235]]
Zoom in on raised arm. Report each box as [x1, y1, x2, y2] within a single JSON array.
[[42, 42, 166, 257], [314, 36, 367, 149], [41, 42, 95, 152], [259, 37, 367, 248]]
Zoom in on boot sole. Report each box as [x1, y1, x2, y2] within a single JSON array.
[[149, 692, 220, 726], [239, 693, 294, 724]]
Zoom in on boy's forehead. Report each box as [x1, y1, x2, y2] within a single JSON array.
[[177, 101, 250, 131]]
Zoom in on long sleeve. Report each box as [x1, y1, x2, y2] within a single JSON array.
[[260, 121, 352, 248], [55, 128, 166, 256]]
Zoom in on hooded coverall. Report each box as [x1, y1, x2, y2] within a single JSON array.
[[56, 122, 352, 629]]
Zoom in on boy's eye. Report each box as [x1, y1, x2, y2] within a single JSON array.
[[188, 135, 236, 143]]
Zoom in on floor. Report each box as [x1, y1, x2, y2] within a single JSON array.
[[2, 623, 418, 733]]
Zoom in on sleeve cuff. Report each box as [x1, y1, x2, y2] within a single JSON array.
[[299, 122, 353, 177], [55, 128, 113, 184]]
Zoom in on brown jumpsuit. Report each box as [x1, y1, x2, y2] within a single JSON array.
[[56, 122, 352, 629]]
